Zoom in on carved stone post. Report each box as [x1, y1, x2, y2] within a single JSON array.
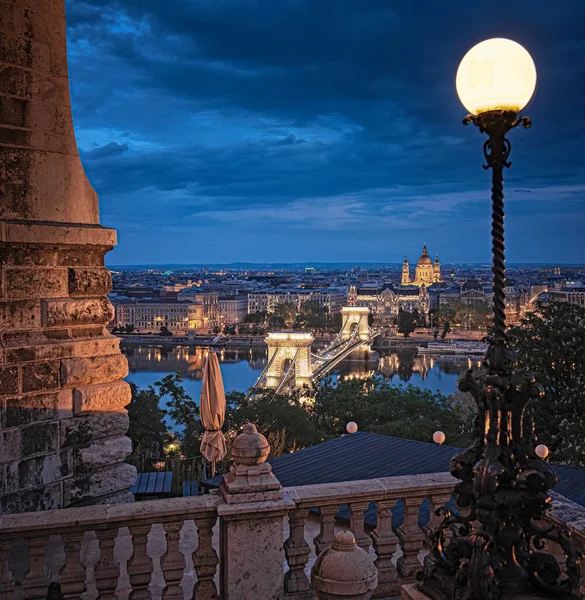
[[59, 530, 87, 599], [218, 423, 294, 600], [192, 514, 219, 600], [311, 530, 378, 600], [284, 507, 312, 595], [396, 497, 425, 581], [0, 0, 135, 512], [161, 521, 185, 599], [349, 501, 372, 551], [421, 493, 451, 572], [22, 536, 50, 600], [314, 505, 339, 555], [371, 498, 398, 598]]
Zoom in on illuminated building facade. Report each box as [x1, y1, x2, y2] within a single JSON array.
[[347, 283, 429, 325], [401, 245, 442, 286], [112, 299, 193, 333], [218, 295, 248, 324], [248, 288, 347, 314]]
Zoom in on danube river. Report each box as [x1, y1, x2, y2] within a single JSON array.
[[123, 345, 478, 400]]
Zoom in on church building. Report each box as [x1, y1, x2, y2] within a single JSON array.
[[401, 245, 442, 286]]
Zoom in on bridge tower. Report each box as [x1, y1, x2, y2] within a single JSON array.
[[340, 307, 372, 342], [264, 332, 314, 389], [339, 307, 377, 361]]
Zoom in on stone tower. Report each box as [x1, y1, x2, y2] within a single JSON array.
[[0, 0, 135, 512], [433, 253, 442, 283], [401, 256, 410, 286]]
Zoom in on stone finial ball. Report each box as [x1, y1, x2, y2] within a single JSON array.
[[346, 421, 358, 434], [231, 423, 270, 466], [433, 431, 446, 445], [311, 530, 378, 599], [535, 444, 549, 459]]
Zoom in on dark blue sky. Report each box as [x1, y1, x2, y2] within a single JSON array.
[[66, 0, 585, 265]]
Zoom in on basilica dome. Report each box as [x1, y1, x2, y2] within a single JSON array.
[[417, 245, 433, 266]]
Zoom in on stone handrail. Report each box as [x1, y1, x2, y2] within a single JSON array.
[[0, 495, 220, 599], [1, 473, 583, 599], [283, 472, 457, 599]]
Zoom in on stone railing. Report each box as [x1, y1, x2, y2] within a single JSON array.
[[1, 471, 585, 599], [0, 473, 454, 599], [283, 473, 455, 599], [0, 495, 221, 599]]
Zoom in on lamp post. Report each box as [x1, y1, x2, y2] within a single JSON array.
[[420, 39, 582, 600]]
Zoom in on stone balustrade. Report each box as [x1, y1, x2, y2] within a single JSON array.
[[283, 473, 455, 599], [0, 474, 584, 599]]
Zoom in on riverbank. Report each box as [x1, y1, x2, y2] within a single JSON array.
[[116, 328, 485, 349]]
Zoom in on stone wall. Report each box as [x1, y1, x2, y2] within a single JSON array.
[[0, 0, 135, 512], [0, 239, 136, 512]]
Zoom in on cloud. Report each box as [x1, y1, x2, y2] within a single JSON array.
[[64, 0, 585, 264], [83, 141, 129, 160]]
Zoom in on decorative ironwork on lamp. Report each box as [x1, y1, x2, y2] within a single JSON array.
[[420, 38, 582, 600]]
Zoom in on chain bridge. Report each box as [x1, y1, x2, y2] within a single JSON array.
[[247, 307, 382, 397]]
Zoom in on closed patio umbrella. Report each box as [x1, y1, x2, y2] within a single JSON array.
[[200, 352, 227, 477]]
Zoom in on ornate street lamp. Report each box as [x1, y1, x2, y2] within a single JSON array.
[[420, 39, 582, 600]]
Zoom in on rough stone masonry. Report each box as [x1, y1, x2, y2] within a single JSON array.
[[0, 0, 135, 512]]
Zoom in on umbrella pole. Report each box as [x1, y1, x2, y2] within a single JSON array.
[[211, 459, 216, 478]]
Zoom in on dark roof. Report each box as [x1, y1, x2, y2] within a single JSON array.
[[397, 287, 419, 296], [204, 432, 585, 528], [462, 279, 483, 292]]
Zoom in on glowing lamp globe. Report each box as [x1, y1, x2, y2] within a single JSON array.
[[535, 444, 549, 459], [456, 38, 537, 115], [433, 431, 446, 445], [346, 421, 358, 434]]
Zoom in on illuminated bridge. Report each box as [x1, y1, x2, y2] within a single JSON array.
[[246, 307, 382, 396]]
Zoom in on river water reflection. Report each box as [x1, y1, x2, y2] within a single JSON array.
[[123, 344, 477, 401]]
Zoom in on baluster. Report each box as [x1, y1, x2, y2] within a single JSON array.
[[22, 536, 50, 600], [396, 496, 425, 581], [313, 505, 338, 555], [349, 502, 372, 551], [127, 523, 153, 599], [371, 498, 398, 598], [162, 521, 185, 599], [192, 514, 219, 600], [422, 493, 451, 571], [0, 539, 14, 600], [95, 528, 120, 600], [59, 530, 87, 599], [284, 508, 311, 594]]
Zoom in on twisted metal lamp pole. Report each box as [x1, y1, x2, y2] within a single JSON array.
[[420, 40, 582, 600]]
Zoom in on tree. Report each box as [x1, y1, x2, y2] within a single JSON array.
[[310, 376, 472, 447], [244, 311, 267, 324], [275, 302, 297, 327], [126, 383, 170, 457], [397, 309, 416, 338], [155, 373, 199, 430], [412, 308, 427, 327], [509, 301, 585, 466], [225, 389, 321, 454], [124, 324, 135, 333], [223, 324, 237, 335], [441, 321, 451, 340], [268, 314, 286, 329], [237, 323, 251, 335], [160, 326, 172, 336], [433, 327, 440, 341]]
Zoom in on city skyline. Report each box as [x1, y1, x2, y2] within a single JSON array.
[[67, 0, 585, 265]]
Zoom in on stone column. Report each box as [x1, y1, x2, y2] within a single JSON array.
[[0, 0, 135, 512], [218, 423, 294, 600]]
